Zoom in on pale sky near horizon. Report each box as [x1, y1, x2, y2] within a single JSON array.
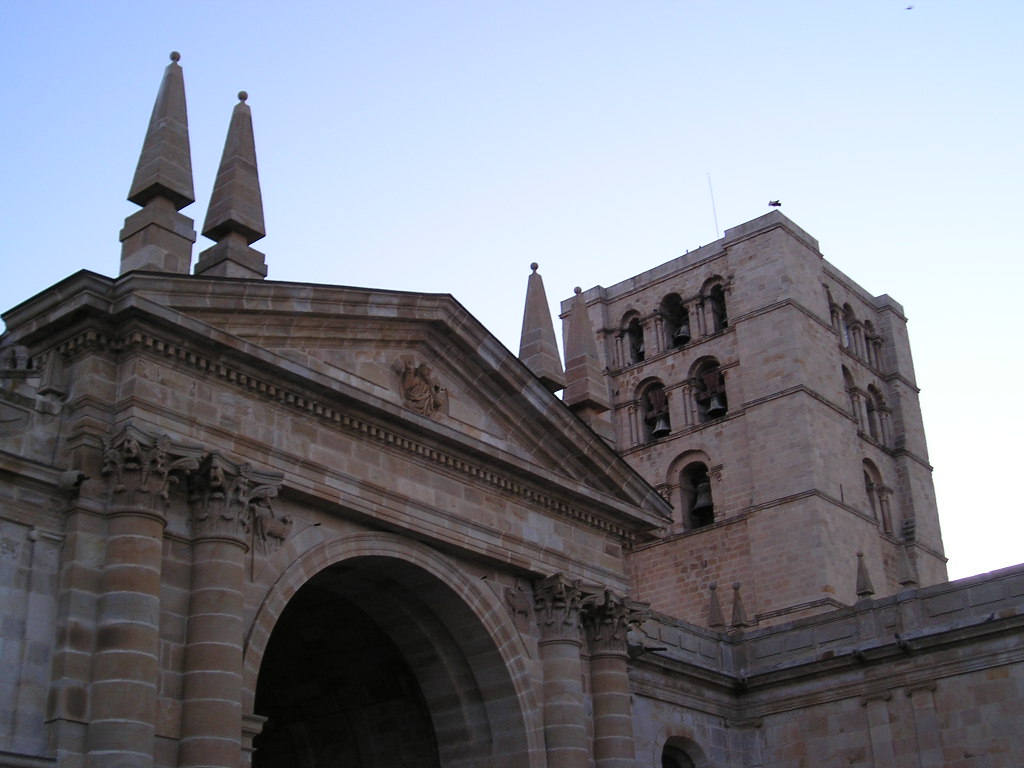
[[2, 1, 1021, 580]]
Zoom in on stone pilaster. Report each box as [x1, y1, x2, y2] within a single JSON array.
[[178, 455, 281, 768], [907, 682, 943, 768], [534, 574, 592, 768], [584, 590, 648, 768], [86, 427, 201, 768], [862, 692, 896, 768]]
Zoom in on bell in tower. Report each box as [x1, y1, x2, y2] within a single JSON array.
[[691, 480, 715, 527], [644, 385, 671, 439]]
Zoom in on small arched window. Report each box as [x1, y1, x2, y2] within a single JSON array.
[[693, 359, 727, 423], [626, 316, 645, 364], [660, 293, 690, 348], [863, 459, 892, 533], [863, 470, 878, 520], [680, 462, 714, 529], [708, 284, 728, 332], [642, 382, 671, 440], [842, 304, 855, 350]]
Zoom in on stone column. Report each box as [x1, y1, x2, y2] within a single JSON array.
[[855, 392, 870, 433], [626, 403, 640, 447], [879, 410, 892, 447], [681, 381, 694, 428], [878, 487, 894, 534], [613, 333, 625, 370], [651, 314, 664, 356], [849, 390, 859, 430], [178, 455, 281, 768], [534, 574, 591, 768], [851, 322, 865, 359], [87, 428, 200, 768], [584, 591, 647, 768]]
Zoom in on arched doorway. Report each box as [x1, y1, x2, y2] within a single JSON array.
[[249, 547, 536, 767]]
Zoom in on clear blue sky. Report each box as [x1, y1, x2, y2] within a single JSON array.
[[2, 1, 1020, 579]]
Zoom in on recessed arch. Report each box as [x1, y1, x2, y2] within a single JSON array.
[[244, 533, 544, 768], [689, 357, 728, 422], [621, 310, 646, 364], [660, 735, 711, 768], [659, 292, 690, 348], [667, 450, 716, 529]]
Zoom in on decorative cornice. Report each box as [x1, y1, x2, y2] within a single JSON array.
[[73, 327, 644, 542]]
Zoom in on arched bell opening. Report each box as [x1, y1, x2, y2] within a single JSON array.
[[659, 293, 690, 348], [707, 284, 728, 332], [679, 462, 714, 529], [642, 382, 671, 440], [625, 315, 645, 364], [251, 553, 533, 768], [692, 359, 727, 423]]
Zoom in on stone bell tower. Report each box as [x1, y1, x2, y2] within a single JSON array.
[[559, 211, 946, 627]]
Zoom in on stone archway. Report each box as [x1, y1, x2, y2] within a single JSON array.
[[245, 536, 542, 767]]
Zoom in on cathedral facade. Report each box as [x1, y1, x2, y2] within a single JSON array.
[[0, 54, 1021, 768]]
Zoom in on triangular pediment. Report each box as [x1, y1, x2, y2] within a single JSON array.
[[4, 270, 670, 534]]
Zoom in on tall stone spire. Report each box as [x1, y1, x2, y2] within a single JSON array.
[[518, 263, 566, 393], [194, 92, 268, 279], [119, 52, 197, 275], [563, 287, 612, 440]]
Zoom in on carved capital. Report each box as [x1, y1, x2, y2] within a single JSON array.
[[191, 453, 283, 544], [654, 483, 672, 505], [533, 573, 592, 644], [584, 589, 650, 656], [101, 425, 202, 511]]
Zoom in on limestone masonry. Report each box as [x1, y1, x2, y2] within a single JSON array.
[[1, 53, 1021, 768]]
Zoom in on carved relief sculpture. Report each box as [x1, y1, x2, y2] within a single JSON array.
[[505, 582, 533, 632], [396, 356, 448, 417]]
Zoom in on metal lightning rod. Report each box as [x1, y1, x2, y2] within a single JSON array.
[[707, 172, 720, 239]]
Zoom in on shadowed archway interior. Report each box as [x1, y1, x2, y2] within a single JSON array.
[[253, 555, 529, 768], [254, 582, 439, 766]]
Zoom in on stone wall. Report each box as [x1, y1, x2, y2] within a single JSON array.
[[631, 563, 1024, 767]]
